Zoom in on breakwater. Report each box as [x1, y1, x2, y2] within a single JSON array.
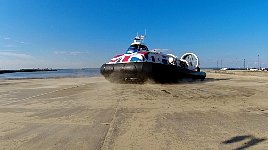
[[0, 69, 57, 74]]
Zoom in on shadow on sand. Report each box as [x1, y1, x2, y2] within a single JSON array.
[[222, 135, 266, 150], [113, 78, 232, 84], [108, 77, 231, 84], [156, 77, 232, 84], [202, 77, 231, 82]]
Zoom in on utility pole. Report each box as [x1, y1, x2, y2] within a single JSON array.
[[258, 54, 260, 69], [243, 59, 246, 69], [221, 59, 222, 69], [217, 60, 218, 69]]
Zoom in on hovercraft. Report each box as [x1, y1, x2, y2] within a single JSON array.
[[100, 35, 206, 83]]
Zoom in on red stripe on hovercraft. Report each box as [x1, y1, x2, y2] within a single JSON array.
[[139, 52, 149, 55], [110, 59, 117, 62], [122, 56, 130, 62]]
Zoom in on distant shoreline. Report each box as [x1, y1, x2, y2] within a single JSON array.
[[0, 76, 102, 81], [0, 68, 101, 80], [0, 69, 57, 74]]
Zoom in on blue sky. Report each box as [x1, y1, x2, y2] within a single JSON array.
[[1, 0, 268, 69]]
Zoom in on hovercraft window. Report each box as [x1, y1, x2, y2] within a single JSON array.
[[139, 45, 149, 51], [131, 44, 149, 51], [126, 46, 138, 54]]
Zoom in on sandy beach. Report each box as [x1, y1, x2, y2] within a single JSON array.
[[1, 71, 268, 149]]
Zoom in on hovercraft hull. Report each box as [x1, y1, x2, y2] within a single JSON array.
[[100, 62, 206, 83]]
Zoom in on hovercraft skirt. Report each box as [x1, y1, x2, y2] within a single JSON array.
[[100, 62, 206, 83]]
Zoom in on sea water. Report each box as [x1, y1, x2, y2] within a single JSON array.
[[0, 68, 101, 79]]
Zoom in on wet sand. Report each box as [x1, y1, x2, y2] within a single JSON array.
[[1, 71, 268, 149]]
